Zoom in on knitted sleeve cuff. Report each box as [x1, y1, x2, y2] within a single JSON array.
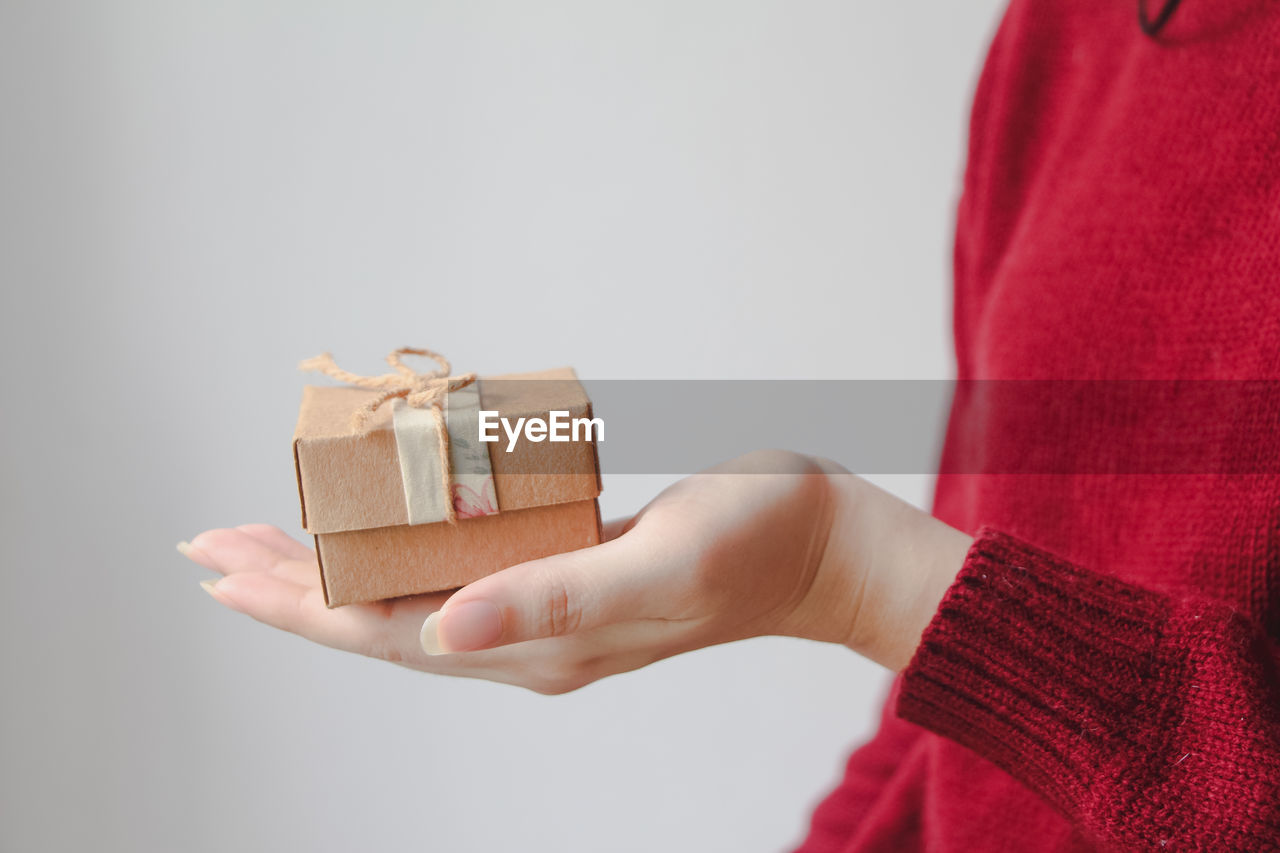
[[896, 525, 1175, 815]]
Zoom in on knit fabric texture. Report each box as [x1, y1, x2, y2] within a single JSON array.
[[793, 2, 1280, 851]]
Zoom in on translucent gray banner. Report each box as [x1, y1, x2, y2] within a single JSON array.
[[465, 379, 1280, 475]]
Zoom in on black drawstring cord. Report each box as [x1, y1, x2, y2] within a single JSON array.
[[1138, 0, 1185, 37]]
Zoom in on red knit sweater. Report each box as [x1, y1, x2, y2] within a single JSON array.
[[793, 3, 1280, 851]]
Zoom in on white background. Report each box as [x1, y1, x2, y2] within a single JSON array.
[[0, 2, 1006, 851]]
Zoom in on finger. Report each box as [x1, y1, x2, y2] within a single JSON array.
[[399, 614, 683, 691], [601, 515, 634, 542], [441, 609, 728, 693], [208, 568, 685, 692], [235, 523, 316, 561], [181, 527, 316, 587], [421, 533, 685, 654], [208, 571, 448, 666]]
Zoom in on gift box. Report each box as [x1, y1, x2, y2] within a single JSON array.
[[292, 349, 602, 607]]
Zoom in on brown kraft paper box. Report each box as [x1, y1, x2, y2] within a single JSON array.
[[293, 367, 603, 607]]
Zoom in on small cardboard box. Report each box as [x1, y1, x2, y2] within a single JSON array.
[[293, 367, 602, 607]]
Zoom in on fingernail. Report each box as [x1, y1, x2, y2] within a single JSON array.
[[420, 611, 446, 654], [177, 541, 194, 558], [420, 600, 503, 655], [200, 579, 242, 612]]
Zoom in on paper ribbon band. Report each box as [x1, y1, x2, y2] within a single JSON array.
[[299, 347, 496, 525], [391, 388, 497, 525]]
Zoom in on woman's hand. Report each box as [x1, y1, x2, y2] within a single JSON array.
[[181, 450, 973, 693]]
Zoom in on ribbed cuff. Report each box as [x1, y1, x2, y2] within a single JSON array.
[[896, 525, 1175, 815]]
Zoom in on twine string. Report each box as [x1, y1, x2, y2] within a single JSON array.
[[299, 347, 476, 525]]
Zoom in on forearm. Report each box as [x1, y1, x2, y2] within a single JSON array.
[[783, 462, 974, 672]]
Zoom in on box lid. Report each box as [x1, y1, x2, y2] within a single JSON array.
[[293, 366, 601, 534]]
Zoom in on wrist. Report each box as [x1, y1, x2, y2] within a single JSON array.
[[767, 457, 863, 647], [822, 475, 973, 671]]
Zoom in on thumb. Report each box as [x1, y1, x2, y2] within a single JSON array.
[[419, 536, 659, 654]]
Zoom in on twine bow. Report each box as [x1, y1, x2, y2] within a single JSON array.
[[299, 347, 476, 524]]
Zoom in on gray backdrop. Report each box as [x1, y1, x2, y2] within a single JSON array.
[[0, 2, 1005, 851]]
